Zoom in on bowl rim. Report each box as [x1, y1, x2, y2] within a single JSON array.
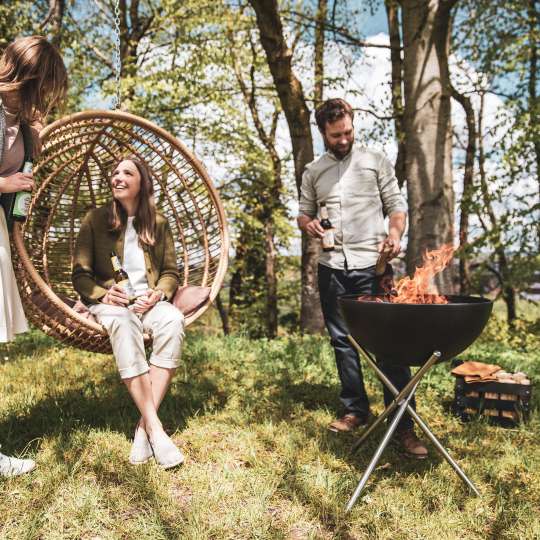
[[338, 293, 493, 306]]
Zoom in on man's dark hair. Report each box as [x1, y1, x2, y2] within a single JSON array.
[[315, 98, 354, 132]]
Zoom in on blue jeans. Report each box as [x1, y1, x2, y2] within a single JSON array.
[[318, 263, 414, 430]]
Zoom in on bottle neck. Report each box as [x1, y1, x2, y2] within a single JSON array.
[[320, 205, 329, 220]]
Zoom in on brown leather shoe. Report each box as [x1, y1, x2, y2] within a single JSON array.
[[395, 429, 428, 459], [328, 413, 368, 433]]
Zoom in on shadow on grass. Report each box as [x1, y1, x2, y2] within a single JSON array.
[[0, 330, 58, 365], [0, 368, 227, 453]]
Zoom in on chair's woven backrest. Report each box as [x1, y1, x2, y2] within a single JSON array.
[[12, 110, 228, 353]]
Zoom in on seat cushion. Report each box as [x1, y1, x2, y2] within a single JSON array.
[[172, 285, 211, 316]]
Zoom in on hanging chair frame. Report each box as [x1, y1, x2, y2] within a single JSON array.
[[12, 110, 229, 352]]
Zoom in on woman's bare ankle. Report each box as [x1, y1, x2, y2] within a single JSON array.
[[144, 422, 165, 441]]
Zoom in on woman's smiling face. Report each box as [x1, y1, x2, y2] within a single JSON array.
[[111, 160, 141, 204]]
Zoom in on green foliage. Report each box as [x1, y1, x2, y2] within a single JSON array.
[[0, 1, 43, 48], [453, 0, 540, 320], [477, 299, 540, 351]]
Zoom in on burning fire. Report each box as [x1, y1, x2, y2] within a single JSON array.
[[358, 244, 455, 304], [391, 244, 454, 304]]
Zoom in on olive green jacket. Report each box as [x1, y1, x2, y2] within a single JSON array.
[[72, 204, 180, 304]]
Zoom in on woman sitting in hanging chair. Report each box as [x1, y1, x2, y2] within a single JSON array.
[[72, 156, 185, 469]]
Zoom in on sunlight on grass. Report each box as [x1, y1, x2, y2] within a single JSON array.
[[1, 329, 539, 539]]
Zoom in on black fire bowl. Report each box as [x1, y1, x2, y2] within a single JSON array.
[[338, 295, 493, 366]]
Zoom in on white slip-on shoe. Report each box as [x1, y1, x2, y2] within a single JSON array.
[[0, 450, 36, 477], [149, 433, 184, 469], [129, 425, 154, 465]]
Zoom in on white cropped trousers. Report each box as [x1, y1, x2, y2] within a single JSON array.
[[90, 301, 184, 379]]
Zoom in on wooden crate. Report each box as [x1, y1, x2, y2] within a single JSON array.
[[452, 376, 532, 427]]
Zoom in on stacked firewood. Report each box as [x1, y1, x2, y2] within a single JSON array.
[[464, 370, 531, 421]]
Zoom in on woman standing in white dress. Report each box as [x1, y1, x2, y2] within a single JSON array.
[[0, 36, 67, 477]]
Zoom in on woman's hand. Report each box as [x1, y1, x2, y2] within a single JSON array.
[[101, 284, 130, 306], [132, 289, 163, 314], [0, 172, 34, 194]]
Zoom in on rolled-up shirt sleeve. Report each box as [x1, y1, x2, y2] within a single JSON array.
[[377, 154, 407, 217], [298, 168, 317, 218]]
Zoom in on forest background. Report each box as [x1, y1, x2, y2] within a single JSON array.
[[0, 0, 538, 337]]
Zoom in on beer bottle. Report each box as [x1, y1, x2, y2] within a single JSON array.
[[11, 161, 33, 222], [110, 251, 136, 302], [319, 202, 335, 252]]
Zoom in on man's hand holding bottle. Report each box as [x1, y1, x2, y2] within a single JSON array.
[[303, 218, 325, 239], [298, 203, 335, 252]]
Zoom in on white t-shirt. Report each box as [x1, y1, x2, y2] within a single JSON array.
[[123, 217, 149, 297]]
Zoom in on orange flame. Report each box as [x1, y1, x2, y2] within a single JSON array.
[[390, 244, 454, 304]]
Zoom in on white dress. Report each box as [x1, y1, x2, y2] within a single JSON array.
[[0, 108, 29, 342]]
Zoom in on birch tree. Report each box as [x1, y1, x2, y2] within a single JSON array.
[[400, 0, 458, 293]]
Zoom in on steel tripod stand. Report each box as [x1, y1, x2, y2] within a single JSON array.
[[345, 335, 479, 512]]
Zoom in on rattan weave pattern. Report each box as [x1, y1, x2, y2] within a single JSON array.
[[11, 110, 228, 353]]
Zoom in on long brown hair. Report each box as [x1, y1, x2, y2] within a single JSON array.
[[0, 35, 68, 123], [108, 156, 157, 246]]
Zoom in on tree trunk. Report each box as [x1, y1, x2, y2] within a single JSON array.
[[527, 0, 540, 249], [385, 0, 406, 188], [43, 0, 65, 47], [264, 220, 278, 337], [117, 0, 154, 106], [451, 85, 476, 294], [249, 0, 324, 334], [314, 0, 327, 106], [216, 292, 230, 336], [401, 0, 456, 293], [477, 92, 517, 325], [502, 284, 517, 324]]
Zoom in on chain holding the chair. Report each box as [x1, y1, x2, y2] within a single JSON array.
[[111, 0, 122, 110]]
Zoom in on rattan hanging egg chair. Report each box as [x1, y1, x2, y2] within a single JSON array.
[[11, 110, 229, 353]]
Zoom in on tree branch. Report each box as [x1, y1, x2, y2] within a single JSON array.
[[283, 10, 396, 49], [354, 107, 396, 120]]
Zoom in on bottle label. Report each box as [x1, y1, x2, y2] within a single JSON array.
[[22, 161, 33, 174], [12, 191, 31, 218], [117, 278, 131, 292], [111, 257, 122, 272], [322, 229, 335, 250], [118, 279, 136, 302]]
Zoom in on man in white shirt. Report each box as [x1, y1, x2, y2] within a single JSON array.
[[298, 98, 427, 459]]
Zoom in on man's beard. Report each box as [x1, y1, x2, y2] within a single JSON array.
[[325, 138, 354, 160]]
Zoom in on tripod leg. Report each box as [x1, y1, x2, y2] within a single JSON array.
[[345, 382, 419, 512], [349, 339, 479, 496], [351, 401, 395, 453], [348, 338, 439, 453]]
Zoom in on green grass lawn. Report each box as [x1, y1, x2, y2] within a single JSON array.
[[0, 323, 539, 539]]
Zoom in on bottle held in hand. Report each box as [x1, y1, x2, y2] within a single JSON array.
[[11, 161, 33, 222], [319, 202, 335, 252], [110, 251, 136, 303]]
